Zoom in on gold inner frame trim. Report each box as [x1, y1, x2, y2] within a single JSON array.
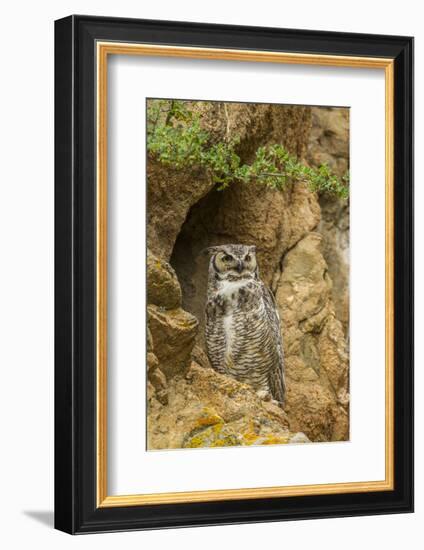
[[96, 41, 395, 508]]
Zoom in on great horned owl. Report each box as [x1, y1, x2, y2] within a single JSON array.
[[205, 244, 285, 405]]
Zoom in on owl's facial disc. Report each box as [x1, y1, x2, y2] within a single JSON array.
[[213, 247, 257, 278]]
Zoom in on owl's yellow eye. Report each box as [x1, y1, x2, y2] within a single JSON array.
[[223, 254, 233, 262]]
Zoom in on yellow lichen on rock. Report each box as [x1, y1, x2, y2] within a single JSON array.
[[147, 363, 302, 450], [183, 423, 241, 448], [194, 407, 224, 429]]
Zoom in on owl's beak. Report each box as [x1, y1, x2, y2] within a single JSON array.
[[236, 260, 244, 273]]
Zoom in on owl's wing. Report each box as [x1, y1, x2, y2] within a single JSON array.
[[261, 284, 286, 405], [205, 297, 227, 375]]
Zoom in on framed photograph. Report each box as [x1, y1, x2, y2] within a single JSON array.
[[54, 15, 413, 534]]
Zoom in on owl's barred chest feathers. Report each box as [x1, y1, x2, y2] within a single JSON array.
[[215, 278, 261, 358], [204, 244, 285, 406]]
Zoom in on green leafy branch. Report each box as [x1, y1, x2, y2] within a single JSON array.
[[147, 100, 349, 199]]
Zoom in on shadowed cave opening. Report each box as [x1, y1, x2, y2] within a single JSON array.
[[169, 184, 226, 349]]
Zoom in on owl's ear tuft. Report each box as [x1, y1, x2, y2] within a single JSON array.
[[203, 246, 221, 256], [249, 245, 257, 253]]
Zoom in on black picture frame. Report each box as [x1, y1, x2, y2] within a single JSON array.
[[55, 15, 414, 534]]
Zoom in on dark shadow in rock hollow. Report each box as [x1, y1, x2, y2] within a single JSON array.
[[170, 185, 225, 348]]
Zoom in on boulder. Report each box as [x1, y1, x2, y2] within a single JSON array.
[[148, 304, 198, 378], [147, 250, 182, 309]]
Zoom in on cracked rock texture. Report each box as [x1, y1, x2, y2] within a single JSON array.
[[275, 233, 349, 441], [307, 106, 350, 333], [147, 102, 349, 448]]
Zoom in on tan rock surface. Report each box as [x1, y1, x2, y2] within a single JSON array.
[[147, 250, 182, 309], [147, 159, 214, 260], [193, 101, 312, 161], [147, 362, 303, 450], [275, 233, 349, 441], [307, 107, 349, 175], [307, 106, 350, 333], [148, 304, 198, 378], [146, 329, 168, 405]]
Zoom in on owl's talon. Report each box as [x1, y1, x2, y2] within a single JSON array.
[[256, 390, 271, 401]]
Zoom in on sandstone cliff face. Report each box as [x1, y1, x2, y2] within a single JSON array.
[[307, 107, 350, 333], [275, 233, 349, 441], [147, 102, 349, 449]]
